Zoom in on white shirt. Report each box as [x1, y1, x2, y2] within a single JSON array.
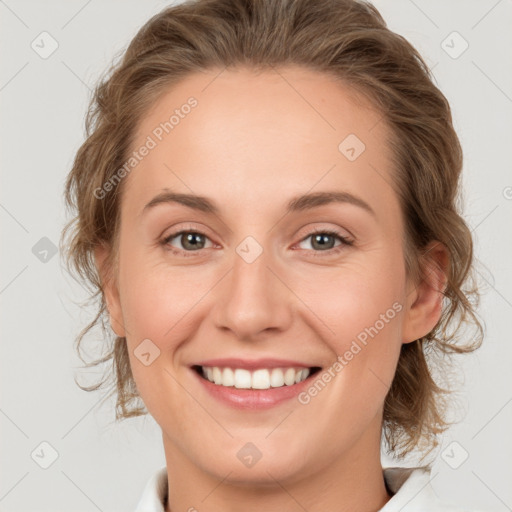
[[135, 465, 480, 511]]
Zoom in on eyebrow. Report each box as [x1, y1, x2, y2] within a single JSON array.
[[142, 188, 376, 218]]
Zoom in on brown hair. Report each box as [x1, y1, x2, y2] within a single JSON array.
[[61, 0, 484, 460]]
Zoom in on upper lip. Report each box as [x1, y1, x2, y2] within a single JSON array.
[[192, 358, 321, 370]]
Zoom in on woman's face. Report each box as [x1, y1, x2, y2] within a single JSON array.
[[98, 66, 442, 484]]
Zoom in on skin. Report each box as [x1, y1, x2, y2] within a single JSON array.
[[95, 66, 448, 512]]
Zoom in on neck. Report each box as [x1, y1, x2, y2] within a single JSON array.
[[161, 417, 391, 512]]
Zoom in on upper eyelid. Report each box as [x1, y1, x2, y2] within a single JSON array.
[[161, 220, 352, 238], [158, 211, 356, 238]]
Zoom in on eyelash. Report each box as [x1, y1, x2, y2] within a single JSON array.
[[160, 227, 354, 258]]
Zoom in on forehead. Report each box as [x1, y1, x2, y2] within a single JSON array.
[[124, 66, 399, 223]]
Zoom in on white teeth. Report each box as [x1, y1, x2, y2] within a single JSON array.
[[252, 369, 270, 389], [284, 368, 296, 386], [270, 368, 284, 387], [199, 366, 311, 389], [234, 369, 252, 389], [222, 367, 235, 387], [212, 367, 222, 385]]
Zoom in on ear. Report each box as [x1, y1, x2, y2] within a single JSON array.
[[402, 240, 449, 344], [94, 243, 126, 337]]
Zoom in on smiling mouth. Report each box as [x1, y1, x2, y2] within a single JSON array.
[[192, 365, 322, 390]]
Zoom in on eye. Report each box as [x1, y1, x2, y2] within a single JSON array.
[[160, 227, 354, 257], [296, 229, 354, 256], [161, 230, 214, 255]]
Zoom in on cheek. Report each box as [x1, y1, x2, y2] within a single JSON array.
[[118, 253, 204, 420], [299, 251, 405, 341], [117, 245, 221, 412], [298, 250, 405, 390], [120, 262, 201, 345], [296, 270, 404, 441]]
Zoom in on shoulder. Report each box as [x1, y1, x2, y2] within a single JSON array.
[[134, 465, 486, 512], [381, 466, 485, 512], [134, 466, 168, 512]]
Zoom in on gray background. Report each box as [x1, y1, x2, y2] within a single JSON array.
[[1, 0, 511, 510]]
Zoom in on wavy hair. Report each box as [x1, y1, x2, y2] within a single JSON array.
[[61, 0, 484, 460]]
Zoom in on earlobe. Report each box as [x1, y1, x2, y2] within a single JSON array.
[[94, 244, 126, 338], [401, 241, 449, 345]]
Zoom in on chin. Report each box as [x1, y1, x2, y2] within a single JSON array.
[[196, 445, 313, 487]]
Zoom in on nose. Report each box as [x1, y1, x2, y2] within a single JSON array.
[[211, 245, 293, 341]]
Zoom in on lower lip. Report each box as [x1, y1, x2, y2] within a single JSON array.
[[192, 368, 316, 410]]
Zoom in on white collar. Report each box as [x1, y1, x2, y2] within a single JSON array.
[[135, 465, 470, 511]]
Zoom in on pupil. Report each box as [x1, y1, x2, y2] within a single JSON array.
[[313, 234, 333, 250], [184, 233, 204, 250]]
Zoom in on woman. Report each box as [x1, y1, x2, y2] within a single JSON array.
[[61, 0, 484, 510]]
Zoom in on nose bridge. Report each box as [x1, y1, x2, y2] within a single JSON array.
[[212, 240, 292, 339]]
